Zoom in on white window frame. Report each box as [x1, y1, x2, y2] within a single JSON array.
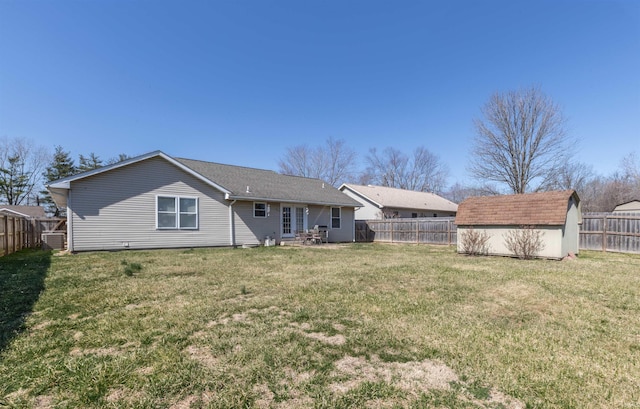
[[331, 207, 341, 229], [156, 195, 199, 230], [254, 202, 267, 218]]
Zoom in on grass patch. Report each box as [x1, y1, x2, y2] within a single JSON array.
[[1, 244, 639, 408]]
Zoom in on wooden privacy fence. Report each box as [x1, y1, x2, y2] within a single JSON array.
[[358, 213, 640, 254], [580, 212, 640, 254], [0, 216, 66, 257], [355, 217, 457, 245]]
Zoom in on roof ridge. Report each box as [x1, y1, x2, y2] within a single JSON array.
[[176, 157, 278, 174]]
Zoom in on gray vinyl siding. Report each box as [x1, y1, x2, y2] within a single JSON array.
[[233, 201, 281, 245], [69, 157, 230, 251], [308, 205, 355, 242]]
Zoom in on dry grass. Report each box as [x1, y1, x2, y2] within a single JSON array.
[[1, 244, 639, 408]]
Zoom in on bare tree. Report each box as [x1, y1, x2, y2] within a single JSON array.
[[278, 137, 357, 186], [443, 182, 500, 204], [469, 87, 571, 193], [620, 152, 640, 195], [579, 153, 640, 212], [363, 146, 448, 193], [542, 161, 595, 193], [0, 137, 49, 205]]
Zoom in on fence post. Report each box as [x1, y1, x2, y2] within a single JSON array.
[[602, 214, 607, 252], [448, 219, 451, 245], [2, 216, 6, 256], [13, 217, 17, 253]]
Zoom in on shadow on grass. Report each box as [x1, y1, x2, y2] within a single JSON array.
[[0, 249, 52, 353]]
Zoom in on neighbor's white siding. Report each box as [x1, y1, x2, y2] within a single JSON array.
[[381, 207, 456, 218], [340, 189, 381, 219], [69, 156, 230, 251]]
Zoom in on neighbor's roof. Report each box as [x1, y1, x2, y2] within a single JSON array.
[[48, 151, 361, 208], [455, 190, 580, 226], [339, 184, 458, 212], [0, 205, 47, 219], [175, 157, 361, 206]]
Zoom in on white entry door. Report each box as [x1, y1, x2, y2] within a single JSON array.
[[282, 205, 307, 237]]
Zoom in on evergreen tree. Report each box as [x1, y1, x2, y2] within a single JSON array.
[[41, 146, 76, 216], [78, 152, 103, 173], [0, 155, 31, 205]]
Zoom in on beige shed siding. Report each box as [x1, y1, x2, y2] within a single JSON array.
[[69, 157, 230, 251], [457, 226, 564, 259], [233, 201, 281, 245]]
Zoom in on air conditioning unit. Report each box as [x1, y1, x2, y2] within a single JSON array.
[[42, 232, 65, 250]]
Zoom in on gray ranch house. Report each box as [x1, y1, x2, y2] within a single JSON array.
[[47, 151, 362, 252], [339, 183, 458, 219]]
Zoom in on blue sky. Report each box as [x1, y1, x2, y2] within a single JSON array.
[[1, 0, 638, 186]]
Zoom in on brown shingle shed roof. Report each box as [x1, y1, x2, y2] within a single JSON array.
[[455, 190, 579, 226]]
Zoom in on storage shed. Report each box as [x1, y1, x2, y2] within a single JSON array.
[[613, 200, 640, 213], [455, 190, 581, 259]]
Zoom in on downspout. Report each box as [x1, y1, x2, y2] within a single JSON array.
[[228, 200, 237, 247], [352, 209, 356, 242], [66, 189, 73, 252]]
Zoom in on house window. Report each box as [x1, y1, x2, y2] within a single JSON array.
[[412, 213, 418, 218], [157, 196, 198, 229], [331, 207, 341, 229], [254, 202, 267, 218]]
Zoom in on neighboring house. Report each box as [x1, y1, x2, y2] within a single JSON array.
[[339, 184, 457, 219], [455, 190, 581, 260], [613, 200, 640, 213], [47, 151, 362, 252], [0, 205, 47, 219]]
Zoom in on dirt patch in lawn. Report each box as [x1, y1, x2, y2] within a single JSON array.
[[330, 354, 457, 394], [184, 345, 219, 368], [329, 354, 525, 409]]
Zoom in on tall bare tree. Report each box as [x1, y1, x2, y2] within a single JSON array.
[[469, 87, 571, 193], [363, 146, 448, 194], [278, 137, 357, 186], [0, 137, 49, 205]]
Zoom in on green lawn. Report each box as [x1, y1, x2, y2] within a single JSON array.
[[1, 244, 639, 408]]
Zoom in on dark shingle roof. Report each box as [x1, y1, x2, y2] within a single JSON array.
[[455, 190, 579, 226], [176, 158, 361, 207]]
